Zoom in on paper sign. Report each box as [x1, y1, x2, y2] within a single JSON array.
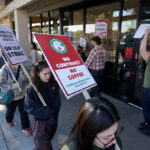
[[33, 33, 96, 99], [125, 47, 133, 59], [79, 35, 87, 48], [0, 25, 28, 65], [134, 24, 150, 38], [95, 19, 108, 38]]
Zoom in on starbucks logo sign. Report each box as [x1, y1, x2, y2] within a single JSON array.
[[50, 38, 67, 54]]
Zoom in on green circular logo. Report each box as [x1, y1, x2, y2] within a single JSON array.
[[49, 38, 67, 54]]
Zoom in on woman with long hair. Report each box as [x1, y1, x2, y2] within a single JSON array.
[[24, 60, 61, 150], [59, 97, 122, 150]]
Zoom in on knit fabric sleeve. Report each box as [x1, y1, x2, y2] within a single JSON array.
[[0, 66, 12, 93]]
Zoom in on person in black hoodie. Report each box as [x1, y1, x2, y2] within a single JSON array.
[[24, 60, 61, 150]]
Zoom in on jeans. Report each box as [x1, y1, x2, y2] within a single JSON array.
[[6, 98, 30, 129], [90, 69, 104, 97], [140, 88, 150, 128]]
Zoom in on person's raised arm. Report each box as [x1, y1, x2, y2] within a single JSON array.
[[140, 28, 150, 62]]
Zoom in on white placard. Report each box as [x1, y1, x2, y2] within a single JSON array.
[[134, 24, 150, 38], [0, 25, 28, 65]]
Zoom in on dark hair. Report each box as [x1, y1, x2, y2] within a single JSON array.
[[77, 45, 83, 50], [31, 42, 37, 50], [31, 60, 55, 93], [91, 36, 101, 45], [62, 97, 120, 150]]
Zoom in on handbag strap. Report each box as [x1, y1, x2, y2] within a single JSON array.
[[15, 65, 21, 80]]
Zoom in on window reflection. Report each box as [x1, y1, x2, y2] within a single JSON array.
[[51, 10, 59, 34], [119, 0, 138, 63], [63, 9, 83, 48], [42, 12, 49, 33], [86, 2, 120, 63], [32, 14, 41, 33]]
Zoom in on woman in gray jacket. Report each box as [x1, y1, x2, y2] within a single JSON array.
[[0, 63, 31, 135]]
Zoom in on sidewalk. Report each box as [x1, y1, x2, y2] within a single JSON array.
[[0, 91, 150, 150]]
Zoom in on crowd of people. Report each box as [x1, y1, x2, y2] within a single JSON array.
[[0, 29, 150, 150]]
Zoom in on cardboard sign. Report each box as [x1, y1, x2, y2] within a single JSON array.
[[34, 33, 96, 99], [95, 19, 108, 38], [134, 24, 150, 38], [0, 25, 28, 65], [79, 35, 87, 48]]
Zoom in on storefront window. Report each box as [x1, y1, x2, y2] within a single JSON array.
[[51, 10, 59, 34], [42, 12, 49, 34], [119, 0, 138, 62], [63, 9, 83, 48], [86, 2, 120, 63], [31, 14, 41, 33]]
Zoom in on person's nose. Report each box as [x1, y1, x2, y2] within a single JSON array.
[[111, 138, 117, 145]]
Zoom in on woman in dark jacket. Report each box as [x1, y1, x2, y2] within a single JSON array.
[[24, 60, 61, 150]]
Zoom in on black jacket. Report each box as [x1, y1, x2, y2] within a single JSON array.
[[24, 83, 61, 123]]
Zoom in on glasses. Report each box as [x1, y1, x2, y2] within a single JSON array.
[[96, 126, 124, 148]]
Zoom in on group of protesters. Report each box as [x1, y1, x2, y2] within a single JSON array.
[[0, 29, 149, 150]]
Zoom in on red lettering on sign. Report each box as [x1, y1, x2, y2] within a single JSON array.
[[69, 69, 77, 73], [68, 72, 84, 80]]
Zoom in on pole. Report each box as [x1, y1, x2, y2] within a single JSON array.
[[20, 63, 47, 106], [82, 90, 91, 100]]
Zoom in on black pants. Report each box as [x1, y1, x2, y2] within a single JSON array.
[[90, 69, 104, 97], [33, 120, 58, 150], [6, 98, 30, 129]]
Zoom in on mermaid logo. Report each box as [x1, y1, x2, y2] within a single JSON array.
[[49, 38, 67, 54]]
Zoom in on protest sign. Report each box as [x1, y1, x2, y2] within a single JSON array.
[[0, 25, 28, 65], [95, 19, 108, 38], [79, 35, 87, 49], [134, 24, 150, 38], [34, 33, 96, 99]]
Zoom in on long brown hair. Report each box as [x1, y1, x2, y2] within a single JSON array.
[[30, 60, 56, 92]]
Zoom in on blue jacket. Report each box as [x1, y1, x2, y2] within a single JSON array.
[[24, 82, 61, 123]]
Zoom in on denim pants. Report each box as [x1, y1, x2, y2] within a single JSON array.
[[90, 69, 104, 97], [140, 88, 150, 128], [33, 120, 58, 150], [6, 97, 30, 129]]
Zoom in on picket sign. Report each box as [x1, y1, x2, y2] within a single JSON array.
[[33, 33, 97, 100], [1, 53, 22, 92], [0, 25, 47, 106]]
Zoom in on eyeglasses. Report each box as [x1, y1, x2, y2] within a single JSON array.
[[96, 126, 124, 148]]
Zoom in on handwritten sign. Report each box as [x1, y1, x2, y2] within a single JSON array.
[[95, 19, 108, 38], [79, 35, 87, 48], [0, 25, 28, 65]]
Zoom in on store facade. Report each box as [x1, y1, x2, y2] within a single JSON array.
[[0, 0, 150, 106]]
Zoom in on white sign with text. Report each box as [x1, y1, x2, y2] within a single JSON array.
[[134, 24, 150, 38], [0, 25, 28, 65]]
